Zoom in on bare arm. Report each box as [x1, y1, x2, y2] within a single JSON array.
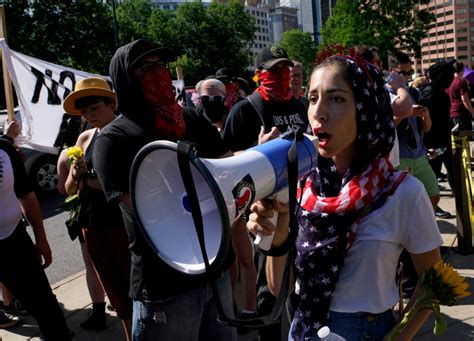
[[461, 92, 474, 116], [388, 72, 413, 120], [64, 130, 93, 195], [248, 200, 292, 296], [18, 192, 52, 268], [387, 248, 441, 340], [413, 105, 432, 133]]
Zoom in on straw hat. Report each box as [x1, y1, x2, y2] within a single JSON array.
[[63, 77, 116, 115]]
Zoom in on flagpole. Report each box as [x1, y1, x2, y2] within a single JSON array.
[[0, 6, 15, 122]]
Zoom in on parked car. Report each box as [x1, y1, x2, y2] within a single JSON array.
[[0, 109, 59, 195]]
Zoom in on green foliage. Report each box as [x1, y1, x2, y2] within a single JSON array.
[[322, 0, 434, 61], [5, 2, 116, 74], [116, 0, 153, 44], [2, 0, 255, 88], [118, 0, 255, 84], [278, 29, 318, 82]]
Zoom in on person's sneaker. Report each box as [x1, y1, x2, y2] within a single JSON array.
[[0, 310, 21, 329], [435, 206, 453, 219], [1, 299, 28, 315], [80, 311, 106, 331]]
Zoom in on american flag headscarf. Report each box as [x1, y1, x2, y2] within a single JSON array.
[[291, 55, 406, 340]]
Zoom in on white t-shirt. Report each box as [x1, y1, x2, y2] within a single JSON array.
[[329, 175, 442, 314], [0, 149, 23, 239]]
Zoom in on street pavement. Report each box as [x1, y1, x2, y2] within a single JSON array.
[[1, 182, 473, 340]]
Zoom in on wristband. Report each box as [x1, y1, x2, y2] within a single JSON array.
[[259, 236, 291, 257]]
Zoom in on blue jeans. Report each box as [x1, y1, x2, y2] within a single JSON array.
[[289, 310, 396, 341], [132, 271, 237, 341]]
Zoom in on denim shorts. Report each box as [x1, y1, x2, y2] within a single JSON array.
[[289, 310, 396, 341]]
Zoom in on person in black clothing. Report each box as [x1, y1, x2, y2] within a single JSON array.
[[0, 135, 73, 341], [423, 61, 456, 193], [61, 77, 133, 337], [223, 45, 309, 340], [92, 39, 235, 341]]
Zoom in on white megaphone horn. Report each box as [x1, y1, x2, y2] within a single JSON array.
[[130, 132, 318, 276]]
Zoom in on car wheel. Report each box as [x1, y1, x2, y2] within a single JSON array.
[[29, 154, 59, 195]]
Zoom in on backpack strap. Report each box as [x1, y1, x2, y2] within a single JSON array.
[[247, 93, 266, 131]]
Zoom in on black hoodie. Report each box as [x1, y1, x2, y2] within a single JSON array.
[[93, 40, 231, 300]]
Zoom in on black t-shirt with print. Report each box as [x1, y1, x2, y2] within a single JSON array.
[[93, 108, 232, 300], [222, 93, 309, 151]]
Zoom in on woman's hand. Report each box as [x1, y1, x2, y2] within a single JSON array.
[[71, 156, 87, 181], [247, 199, 290, 248]]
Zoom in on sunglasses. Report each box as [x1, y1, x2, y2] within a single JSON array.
[[199, 95, 225, 103], [134, 60, 165, 77], [398, 69, 414, 77]]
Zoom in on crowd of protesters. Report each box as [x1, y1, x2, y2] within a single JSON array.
[[0, 38, 472, 341]]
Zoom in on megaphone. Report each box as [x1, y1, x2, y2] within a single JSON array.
[[130, 132, 318, 276]]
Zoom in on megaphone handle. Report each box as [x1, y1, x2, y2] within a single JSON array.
[[254, 212, 278, 251], [254, 189, 288, 251]]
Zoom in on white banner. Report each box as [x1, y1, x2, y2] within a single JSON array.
[[1, 39, 106, 154], [0, 40, 186, 154]]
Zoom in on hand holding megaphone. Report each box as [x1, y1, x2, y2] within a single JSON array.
[[253, 190, 289, 251]]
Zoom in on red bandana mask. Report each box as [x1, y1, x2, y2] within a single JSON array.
[[255, 67, 292, 102], [224, 82, 238, 110], [138, 66, 186, 140]]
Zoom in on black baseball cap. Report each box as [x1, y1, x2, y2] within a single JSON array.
[[128, 39, 177, 68], [255, 46, 294, 70], [215, 67, 235, 82]]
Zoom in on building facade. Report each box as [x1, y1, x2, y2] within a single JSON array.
[[245, 0, 271, 58], [419, 0, 474, 72], [300, 0, 336, 42], [268, 5, 299, 42]]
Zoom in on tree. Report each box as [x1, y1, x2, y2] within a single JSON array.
[[5, 2, 116, 74], [322, 0, 434, 61], [115, 0, 154, 44], [278, 29, 318, 81]]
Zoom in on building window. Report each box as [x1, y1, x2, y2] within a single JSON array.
[[456, 18, 468, 24], [458, 55, 468, 60], [456, 9, 467, 14], [458, 46, 468, 51], [458, 36, 468, 42]]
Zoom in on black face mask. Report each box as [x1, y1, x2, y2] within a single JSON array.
[[199, 102, 228, 123]]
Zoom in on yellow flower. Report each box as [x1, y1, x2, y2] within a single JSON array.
[[433, 261, 471, 299], [387, 261, 471, 340], [66, 146, 84, 165]]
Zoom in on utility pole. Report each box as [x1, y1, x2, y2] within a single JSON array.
[[111, 0, 119, 50]]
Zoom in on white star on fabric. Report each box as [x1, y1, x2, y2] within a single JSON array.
[[313, 322, 321, 329], [305, 311, 311, 317], [328, 226, 335, 234], [302, 241, 310, 248], [364, 89, 370, 96], [361, 114, 367, 121], [331, 265, 338, 273], [321, 212, 328, 218], [356, 67, 363, 73], [321, 276, 330, 285], [356, 103, 363, 111], [324, 291, 332, 297]]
